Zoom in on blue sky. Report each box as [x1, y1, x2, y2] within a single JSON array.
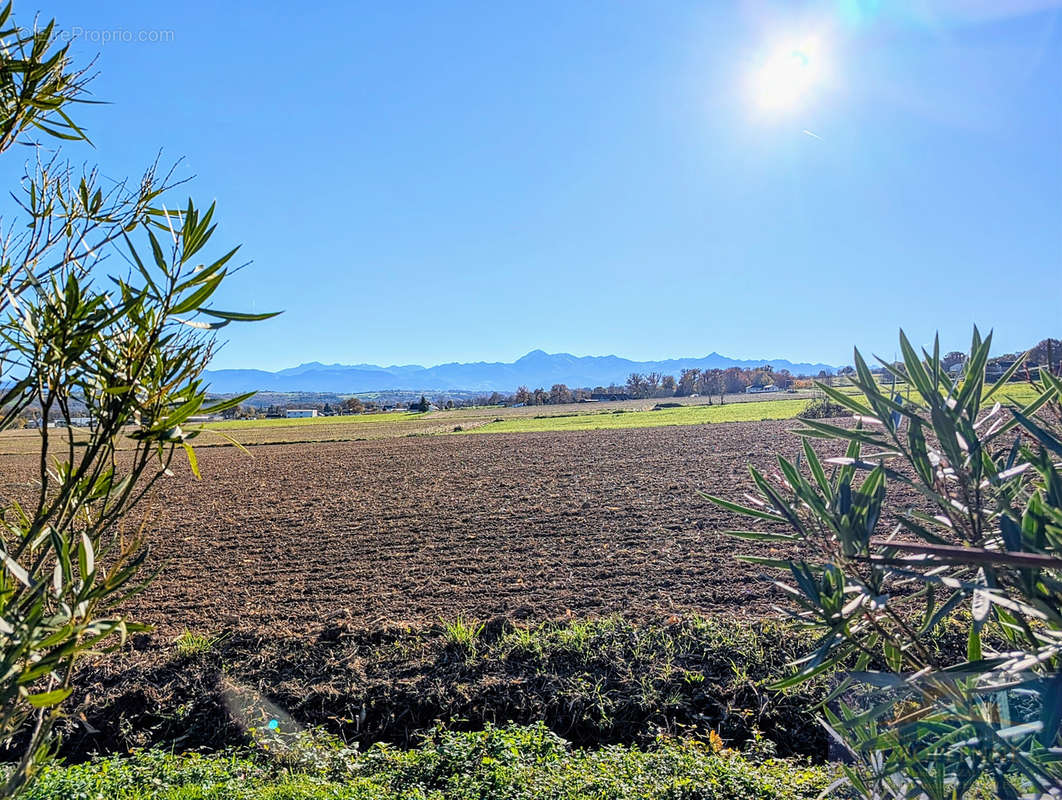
[[17, 1, 1062, 370]]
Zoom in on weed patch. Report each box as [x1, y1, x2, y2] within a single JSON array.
[[21, 723, 845, 799]]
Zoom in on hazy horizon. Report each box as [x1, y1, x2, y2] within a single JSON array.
[[19, 1, 1062, 371], [223, 346, 840, 374]]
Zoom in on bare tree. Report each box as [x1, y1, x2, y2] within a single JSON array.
[[700, 369, 725, 404], [645, 372, 662, 397], [626, 373, 648, 398]]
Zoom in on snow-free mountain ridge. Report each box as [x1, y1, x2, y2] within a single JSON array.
[[204, 350, 836, 394]]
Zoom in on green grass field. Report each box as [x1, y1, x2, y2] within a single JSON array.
[[462, 398, 810, 435], [834, 379, 1041, 407]]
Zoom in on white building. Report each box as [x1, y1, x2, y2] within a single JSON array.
[[285, 409, 318, 418]]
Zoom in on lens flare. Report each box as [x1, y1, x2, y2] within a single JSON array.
[[751, 37, 825, 112]]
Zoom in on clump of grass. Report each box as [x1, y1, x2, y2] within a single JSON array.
[[440, 616, 485, 657], [173, 630, 225, 657]]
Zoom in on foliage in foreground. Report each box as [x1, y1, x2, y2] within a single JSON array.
[[18, 723, 839, 800], [708, 329, 1062, 799], [0, 4, 273, 795]]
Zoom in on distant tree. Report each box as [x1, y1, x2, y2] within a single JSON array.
[[723, 367, 749, 395], [751, 370, 772, 388], [626, 373, 648, 398], [513, 386, 532, 405], [532, 387, 549, 405], [1039, 338, 1062, 376], [573, 387, 591, 401], [660, 374, 677, 396], [645, 372, 662, 397], [549, 384, 573, 405], [487, 392, 504, 405], [414, 395, 430, 412], [677, 369, 699, 397], [699, 369, 724, 404], [445, 399, 454, 409]]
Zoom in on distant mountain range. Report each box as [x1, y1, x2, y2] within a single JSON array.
[[204, 350, 837, 395]]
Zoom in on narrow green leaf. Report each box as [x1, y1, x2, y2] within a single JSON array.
[[26, 687, 73, 708]]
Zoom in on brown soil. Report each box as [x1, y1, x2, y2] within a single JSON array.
[[1, 419, 913, 759], [109, 419, 835, 634]]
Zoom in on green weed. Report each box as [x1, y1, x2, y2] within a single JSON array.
[[18, 723, 850, 799], [173, 630, 226, 658]]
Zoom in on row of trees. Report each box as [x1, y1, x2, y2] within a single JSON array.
[[501, 366, 800, 407]]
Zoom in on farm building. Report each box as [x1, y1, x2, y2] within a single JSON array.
[[745, 385, 780, 394], [285, 409, 318, 418]]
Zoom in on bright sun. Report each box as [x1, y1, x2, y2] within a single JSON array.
[[751, 37, 824, 112]]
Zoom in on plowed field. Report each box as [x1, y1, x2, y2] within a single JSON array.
[[0, 419, 874, 635]]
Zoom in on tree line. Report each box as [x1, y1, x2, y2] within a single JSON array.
[[491, 365, 809, 407]]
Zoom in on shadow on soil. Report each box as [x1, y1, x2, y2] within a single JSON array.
[[54, 615, 841, 763]]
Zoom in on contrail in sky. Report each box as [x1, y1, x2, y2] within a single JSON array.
[[803, 129, 823, 140]]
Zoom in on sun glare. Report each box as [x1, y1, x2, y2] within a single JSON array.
[[751, 37, 825, 112]]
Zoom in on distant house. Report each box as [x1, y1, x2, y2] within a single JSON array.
[[69, 417, 93, 427], [745, 385, 779, 394], [985, 360, 1025, 381], [285, 409, 318, 418]]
